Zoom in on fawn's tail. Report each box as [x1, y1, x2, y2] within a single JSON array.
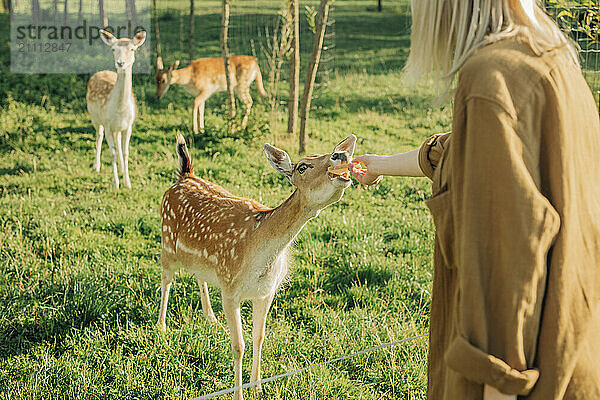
[[176, 133, 194, 179]]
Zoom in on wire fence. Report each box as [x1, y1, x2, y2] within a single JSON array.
[[152, 1, 598, 109], [545, 3, 600, 108], [188, 332, 428, 400]]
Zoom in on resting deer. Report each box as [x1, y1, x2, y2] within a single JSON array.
[[87, 29, 146, 189], [154, 55, 267, 133], [158, 134, 356, 399]]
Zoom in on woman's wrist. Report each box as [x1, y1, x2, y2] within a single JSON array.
[[366, 155, 385, 176], [483, 384, 517, 400], [368, 151, 424, 177]]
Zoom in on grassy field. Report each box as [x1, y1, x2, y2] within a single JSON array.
[[0, 2, 454, 399]]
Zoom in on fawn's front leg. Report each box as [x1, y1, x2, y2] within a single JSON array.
[[223, 295, 244, 400], [104, 128, 120, 189], [250, 293, 274, 395]]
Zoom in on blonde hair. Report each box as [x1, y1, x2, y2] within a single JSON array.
[[404, 0, 578, 89]]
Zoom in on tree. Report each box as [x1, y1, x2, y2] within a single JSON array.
[[78, 0, 83, 25], [299, 0, 330, 154], [287, 0, 300, 135], [221, 0, 236, 120], [547, 0, 600, 44], [99, 0, 107, 28], [126, 0, 138, 36], [189, 0, 194, 63], [153, 0, 163, 66]]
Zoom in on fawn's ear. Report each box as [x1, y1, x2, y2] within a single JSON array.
[[263, 143, 294, 182], [333, 134, 357, 157], [131, 31, 146, 49], [99, 29, 117, 46], [170, 60, 180, 71], [156, 56, 164, 70]]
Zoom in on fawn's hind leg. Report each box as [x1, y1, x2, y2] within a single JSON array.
[[157, 264, 175, 332], [197, 280, 217, 323], [121, 126, 132, 189], [93, 124, 104, 172], [236, 86, 253, 129], [192, 94, 208, 134]]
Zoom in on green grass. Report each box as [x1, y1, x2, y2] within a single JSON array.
[[0, 1, 453, 399]]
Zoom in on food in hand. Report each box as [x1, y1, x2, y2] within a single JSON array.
[[350, 162, 367, 176]]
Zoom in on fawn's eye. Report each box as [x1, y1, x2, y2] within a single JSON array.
[[297, 164, 309, 174]]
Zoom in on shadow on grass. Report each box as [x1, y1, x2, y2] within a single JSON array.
[[0, 271, 156, 359], [0, 163, 35, 176], [312, 91, 435, 120]]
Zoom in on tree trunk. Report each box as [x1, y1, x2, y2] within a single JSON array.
[[32, 0, 40, 27], [299, 0, 330, 154], [189, 0, 194, 63], [221, 0, 236, 118], [99, 0, 107, 28], [126, 0, 131, 34], [130, 0, 138, 28], [6, 0, 13, 20], [287, 0, 300, 135], [78, 0, 83, 25], [63, 0, 68, 24], [153, 0, 162, 63], [377, 0, 382, 12]]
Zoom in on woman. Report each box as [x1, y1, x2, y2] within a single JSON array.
[[351, 1, 600, 399]]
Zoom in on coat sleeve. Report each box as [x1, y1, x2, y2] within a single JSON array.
[[444, 97, 561, 396], [418, 132, 451, 179]]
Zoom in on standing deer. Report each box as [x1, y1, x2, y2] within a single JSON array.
[[158, 134, 356, 400], [87, 29, 146, 189], [154, 55, 267, 133]]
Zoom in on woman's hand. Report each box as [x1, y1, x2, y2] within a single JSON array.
[[483, 385, 517, 400], [350, 155, 383, 185]]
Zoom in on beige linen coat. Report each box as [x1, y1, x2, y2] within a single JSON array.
[[418, 36, 600, 399]]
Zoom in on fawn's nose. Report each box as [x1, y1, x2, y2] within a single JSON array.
[[331, 152, 347, 162], [116, 61, 125, 68]]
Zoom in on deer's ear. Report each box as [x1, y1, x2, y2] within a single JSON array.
[[170, 60, 180, 71], [99, 29, 116, 46], [131, 30, 146, 48], [263, 143, 294, 182], [156, 56, 164, 70], [333, 134, 357, 157]]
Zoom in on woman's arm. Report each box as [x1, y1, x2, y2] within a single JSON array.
[[443, 98, 557, 396], [350, 149, 424, 185]]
